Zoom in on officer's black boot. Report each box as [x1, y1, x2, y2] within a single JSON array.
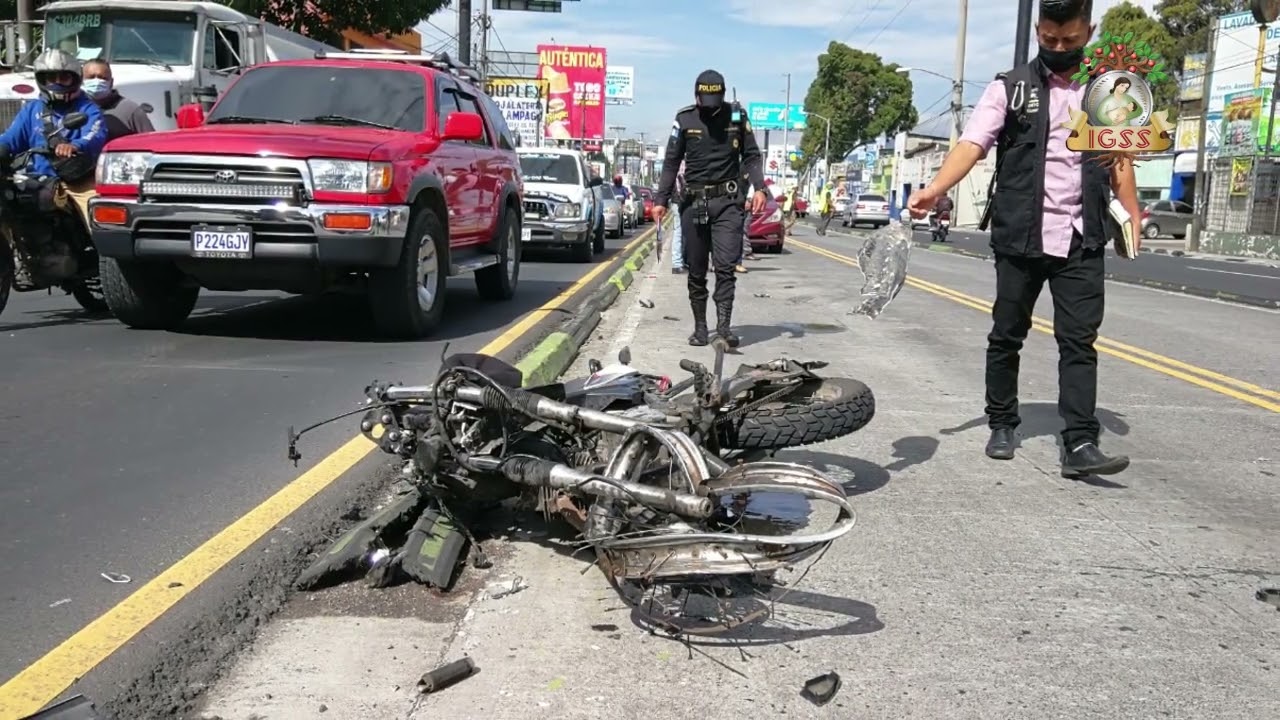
[[714, 300, 739, 348], [689, 299, 709, 346]]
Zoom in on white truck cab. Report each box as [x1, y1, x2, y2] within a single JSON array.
[[517, 146, 606, 262], [0, 0, 338, 132]]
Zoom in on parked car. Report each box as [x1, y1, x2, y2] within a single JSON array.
[[843, 193, 890, 228], [90, 54, 522, 339], [747, 194, 785, 254], [518, 147, 605, 261], [599, 184, 625, 238], [636, 186, 655, 222], [1141, 199, 1192, 238], [833, 194, 850, 219]]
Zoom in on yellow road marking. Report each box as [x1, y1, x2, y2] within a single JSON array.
[[790, 238, 1280, 414], [0, 227, 657, 719]]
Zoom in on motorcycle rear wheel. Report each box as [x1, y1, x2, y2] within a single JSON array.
[[720, 378, 876, 451], [70, 278, 109, 314]]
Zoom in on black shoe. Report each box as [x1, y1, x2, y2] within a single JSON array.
[[672, 267, 686, 275], [1061, 443, 1130, 478], [985, 428, 1016, 460], [689, 324, 709, 346]]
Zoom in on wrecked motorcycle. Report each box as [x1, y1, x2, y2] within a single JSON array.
[[289, 350, 868, 633]]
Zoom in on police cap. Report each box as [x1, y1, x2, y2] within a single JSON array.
[[695, 69, 726, 108]]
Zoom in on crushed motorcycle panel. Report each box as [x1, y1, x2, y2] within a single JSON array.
[[287, 346, 868, 634]]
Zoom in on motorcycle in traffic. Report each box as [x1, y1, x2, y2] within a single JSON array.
[[929, 208, 950, 243], [0, 111, 107, 319]]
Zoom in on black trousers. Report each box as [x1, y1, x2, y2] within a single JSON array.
[[817, 211, 834, 235], [680, 195, 743, 307], [985, 239, 1105, 448]]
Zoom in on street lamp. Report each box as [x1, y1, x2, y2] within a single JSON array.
[[803, 111, 831, 194]]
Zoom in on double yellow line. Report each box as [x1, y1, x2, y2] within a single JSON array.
[[790, 238, 1280, 414]]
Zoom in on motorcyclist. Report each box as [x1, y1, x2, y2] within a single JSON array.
[[0, 49, 108, 230], [931, 193, 955, 240]]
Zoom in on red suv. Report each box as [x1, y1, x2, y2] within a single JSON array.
[[90, 53, 523, 338]]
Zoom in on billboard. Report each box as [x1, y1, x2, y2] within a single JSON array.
[[484, 76, 547, 147], [747, 102, 806, 130], [1180, 52, 1207, 101], [1174, 116, 1200, 153], [605, 66, 634, 105], [1207, 12, 1280, 116], [536, 44, 607, 141], [1220, 89, 1265, 156]]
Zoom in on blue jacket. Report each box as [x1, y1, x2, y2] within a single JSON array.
[[0, 93, 108, 178]]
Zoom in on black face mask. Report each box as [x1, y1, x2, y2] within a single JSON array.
[[1039, 46, 1084, 73]]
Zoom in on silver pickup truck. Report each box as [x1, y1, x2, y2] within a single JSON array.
[[517, 147, 605, 262]]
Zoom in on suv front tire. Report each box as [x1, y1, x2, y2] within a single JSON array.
[[369, 206, 448, 338], [99, 257, 199, 330], [476, 207, 520, 300]]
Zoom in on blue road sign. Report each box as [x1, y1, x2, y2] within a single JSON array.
[[746, 102, 807, 131]]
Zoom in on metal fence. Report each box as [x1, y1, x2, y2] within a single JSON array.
[[1206, 156, 1280, 235]]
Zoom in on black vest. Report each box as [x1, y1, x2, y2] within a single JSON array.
[[989, 60, 1110, 257]]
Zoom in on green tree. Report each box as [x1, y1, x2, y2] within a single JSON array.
[[795, 41, 917, 172], [1155, 0, 1246, 74], [1101, 2, 1179, 115]]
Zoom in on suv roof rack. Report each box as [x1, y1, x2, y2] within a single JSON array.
[[313, 49, 482, 82]]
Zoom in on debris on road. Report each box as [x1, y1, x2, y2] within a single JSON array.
[[48, 598, 71, 608], [1257, 587, 1280, 610], [418, 657, 477, 694], [800, 671, 842, 706], [18, 693, 103, 719], [484, 576, 528, 600], [850, 220, 912, 318], [639, 298, 655, 308], [100, 572, 130, 584]]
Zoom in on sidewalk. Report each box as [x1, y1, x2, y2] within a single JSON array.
[[198, 232, 1279, 719]]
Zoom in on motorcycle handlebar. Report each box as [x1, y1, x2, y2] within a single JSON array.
[[678, 359, 701, 374]]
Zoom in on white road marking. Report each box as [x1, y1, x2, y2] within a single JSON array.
[[1186, 266, 1280, 280]]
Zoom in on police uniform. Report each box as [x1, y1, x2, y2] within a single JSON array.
[[653, 69, 767, 347]]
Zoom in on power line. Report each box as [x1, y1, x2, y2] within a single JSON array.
[[866, 0, 914, 47]]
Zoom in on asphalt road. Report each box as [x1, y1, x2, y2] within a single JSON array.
[[0, 228, 642, 685], [807, 219, 1280, 305]]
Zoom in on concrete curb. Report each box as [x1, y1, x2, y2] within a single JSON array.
[[912, 240, 1280, 309], [515, 231, 659, 386]]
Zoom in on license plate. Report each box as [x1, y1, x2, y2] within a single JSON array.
[[192, 225, 252, 259], [520, 227, 531, 243]]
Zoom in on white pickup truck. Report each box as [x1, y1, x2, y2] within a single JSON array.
[[517, 147, 605, 262]]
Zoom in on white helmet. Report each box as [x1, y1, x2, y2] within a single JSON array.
[[33, 48, 83, 102]]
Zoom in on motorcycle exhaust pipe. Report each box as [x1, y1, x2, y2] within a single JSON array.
[[474, 455, 713, 518]]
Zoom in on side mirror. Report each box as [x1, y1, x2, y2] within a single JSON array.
[[442, 111, 484, 142], [588, 175, 603, 187], [176, 103, 206, 129], [61, 112, 88, 130]]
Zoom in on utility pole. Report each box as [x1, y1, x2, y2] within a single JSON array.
[[1189, 23, 1218, 253], [457, 0, 472, 65], [17, 0, 35, 54], [951, 0, 968, 218], [477, 6, 491, 81], [1014, 0, 1033, 66], [781, 73, 792, 187]]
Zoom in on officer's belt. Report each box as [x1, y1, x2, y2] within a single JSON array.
[[686, 179, 741, 200]]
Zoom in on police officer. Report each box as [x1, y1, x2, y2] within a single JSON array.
[[653, 70, 768, 347]]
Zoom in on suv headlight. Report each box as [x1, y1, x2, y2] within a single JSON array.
[[97, 152, 151, 185], [554, 202, 582, 219], [307, 159, 392, 193]]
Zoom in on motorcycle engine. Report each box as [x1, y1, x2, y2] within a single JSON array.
[[6, 179, 78, 288]]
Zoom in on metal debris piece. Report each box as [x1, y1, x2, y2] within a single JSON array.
[[754, 292, 770, 298], [49, 598, 71, 608], [295, 489, 426, 591], [1257, 587, 1280, 610], [18, 693, 103, 719], [484, 576, 528, 599], [638, 299, 655, 308], [662, 315, 679, 321], [100, 572, 130, 584], [418, 657, 476, 694], [800, 672, 842, 706], [399, 504, 468, 588]]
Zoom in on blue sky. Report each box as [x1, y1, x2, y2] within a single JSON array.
[[421, 0, 1154, 154]]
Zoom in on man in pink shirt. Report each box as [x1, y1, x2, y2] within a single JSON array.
[[908, 0, 1142, 478]]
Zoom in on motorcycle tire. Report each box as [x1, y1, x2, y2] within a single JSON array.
[[720, 378, 875, 451], [70, 279, 109, 314]]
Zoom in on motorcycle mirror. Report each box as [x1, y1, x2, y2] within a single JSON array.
[[61, 112, 88, 130], [588, 358, 602, 374], [618, 346, 631, 365]]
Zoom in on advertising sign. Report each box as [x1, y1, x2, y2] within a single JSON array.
[[1219, 89, 1264, 156], [1207, 12, 1280, 116], [1174, 116, 1201, 153], [484, 76, 546, 147], [746, 102, 806, 130], [1180, 52, 1207, 101], [1062, 31, 1173, 155], [537, 44, 607, 141], [605, 66, 634, 105], [1230, 156, 1253, 195]]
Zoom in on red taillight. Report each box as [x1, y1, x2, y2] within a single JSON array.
[[856, 204, 865, 209]]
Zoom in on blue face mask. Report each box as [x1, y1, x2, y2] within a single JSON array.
[[82, 78, 112, 98]]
